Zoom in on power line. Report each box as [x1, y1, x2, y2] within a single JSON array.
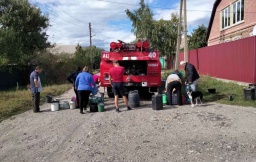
[[51, 3, 86, 23], [93, 0, 212, 12], [32, 2, 87, 27]]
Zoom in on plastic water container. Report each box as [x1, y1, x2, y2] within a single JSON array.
[[152, 94, 163, 110], [45, 95, 52, 103], [51, 102, 59, 111], [244, 88, 255, 100], [162, 94, 167, 104], [172, 93, 178, 105], [98, 103, 104, 112], [90, 103, 98, 112], [69, 101, 76, 109], [128, 90, 140, 108]]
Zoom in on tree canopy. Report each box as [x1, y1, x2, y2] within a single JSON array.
[[125, 0, 153, 39], [0, 0, 50, 65], [73, 45, 102, 70], [188, 24, 208, 50], [125, 0, 179, 58], [151, 14, 179, 57]]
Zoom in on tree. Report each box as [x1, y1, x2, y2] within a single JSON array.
[[151, 13, 179, 58], [126, 2, 179, 58], [0, 0, 50, 65], [125, 0, 153, 39], [188, 24, 208, 50], [73, 45, 102, 70]]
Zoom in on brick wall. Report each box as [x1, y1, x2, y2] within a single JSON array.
[[208, 0, 256, 46]]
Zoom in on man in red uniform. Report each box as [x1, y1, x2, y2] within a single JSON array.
[[109, 60, 131, 112]]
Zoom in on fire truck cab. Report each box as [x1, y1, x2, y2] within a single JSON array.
[[100, 40, 161, 98]]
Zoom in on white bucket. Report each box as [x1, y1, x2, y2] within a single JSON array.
[[69, 101, 76, 109], [51, 102, 59, 111]]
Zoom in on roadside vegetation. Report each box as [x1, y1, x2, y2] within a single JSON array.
[[1, 70, 255, 123], [162, 70, 256, 108], [0, 84, 72, 123]]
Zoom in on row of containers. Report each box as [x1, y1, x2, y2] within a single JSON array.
[[128, 90, 180, 111], [129, 82, 256, 110], [44, 83, 255, 113], [45, 94, 105, 112]]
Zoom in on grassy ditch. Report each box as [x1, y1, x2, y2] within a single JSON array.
[[162, 70, 255, 108], [198, 76, 255, 107], [0, 84, 72, 123]]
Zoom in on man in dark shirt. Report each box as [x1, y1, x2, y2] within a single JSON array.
[[67, 66, 81, 108], [109, 60, 131, 113], [180, 61, 200, 91], [30, 66, 43, 113]]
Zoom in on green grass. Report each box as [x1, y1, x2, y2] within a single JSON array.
[[0, 84, 72, 123], [198, 76, 255, 107], [161, 70, 255, 108]]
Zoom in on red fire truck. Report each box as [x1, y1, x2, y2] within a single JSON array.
[[99, 40, 161, 98]]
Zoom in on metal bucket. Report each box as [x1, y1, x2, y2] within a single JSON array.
[[69, 101, 76, 109], [50, 102, 59, 111], [59, 101, 69, 109]]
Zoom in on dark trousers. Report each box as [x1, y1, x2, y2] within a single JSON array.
[[167, 81, 182, 105], [78, 90, 91, 113], [74, 87, 79, 108], [32, 92, 40, 112]]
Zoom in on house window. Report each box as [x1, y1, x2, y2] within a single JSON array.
[[233, 0, 244, 24], [222, 6, 230, 29]]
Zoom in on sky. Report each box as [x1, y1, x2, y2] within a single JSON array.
[[28, 0, 215, 50]]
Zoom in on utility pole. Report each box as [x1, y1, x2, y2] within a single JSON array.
[[183, 0, 188, 62], [89, 22, 92, 70], [175, 0, 183, 70]]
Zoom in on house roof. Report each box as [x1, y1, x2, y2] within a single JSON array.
[[206, 0, 221, 41], [49, 45, 77, 55]]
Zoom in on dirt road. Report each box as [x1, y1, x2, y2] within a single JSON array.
[[1, 88, 256, 162]]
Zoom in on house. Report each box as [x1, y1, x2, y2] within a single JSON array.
[[206, 0, 256, 46], [48, 45, 77, 56]]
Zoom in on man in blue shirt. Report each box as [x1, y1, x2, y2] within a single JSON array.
[[30, 66, 43, 113]]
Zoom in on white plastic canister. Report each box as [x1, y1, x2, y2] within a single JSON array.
[[51, 102, 59, 111]]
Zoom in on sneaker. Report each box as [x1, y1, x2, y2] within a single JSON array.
[[80, 111, 84, 114], [115, 109, 121, 113], [127, 106, 132, 110]]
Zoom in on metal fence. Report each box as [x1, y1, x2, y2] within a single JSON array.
[[178, 36, 256, 84], [0, 65, 33, 90]]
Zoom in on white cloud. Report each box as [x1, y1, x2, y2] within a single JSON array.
[[153, 0, 214, 33]]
